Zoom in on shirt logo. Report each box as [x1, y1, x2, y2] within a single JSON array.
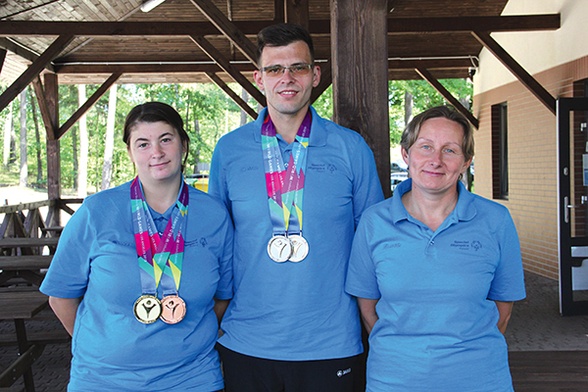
[[337, 368, 352, 377]]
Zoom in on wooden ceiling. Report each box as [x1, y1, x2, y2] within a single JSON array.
[[0, 0, 560, 87]]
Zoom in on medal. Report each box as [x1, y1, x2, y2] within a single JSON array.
[[267, 235, 293, 262], [134, 295, 162, 324], [288, 234, 309, 262], [160, 295, 187, 324]]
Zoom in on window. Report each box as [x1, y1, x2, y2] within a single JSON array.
[[491, 102, 508, 200]]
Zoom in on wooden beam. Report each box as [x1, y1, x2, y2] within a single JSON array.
[[274, 0, 285, 23], [387, 14, 560, 33], [0, 34, 73, 113], [190, 35, 266, 107], [285, 0, 310, 29], [311, 60, 332, 104], [415, 66, 479, 129], [31, 76, 56, 141], [54, 62, 258, 74], [56, 72, 122, 139], [0, 15, 559, 37], [52, 58, 472, 75], [0, 38, 55, 72], [205, 72, 258, 120], [0, 48, 5, 75], [189, 0, 258, 65], [472, 31, 556, 115], [331, 0, 391, 198], [43, 73, 61, 203]]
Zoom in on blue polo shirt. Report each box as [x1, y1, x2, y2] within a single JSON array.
[[40, 182, 233, 391], [346, 179, 526, 391], [208, 106, 384, 360]]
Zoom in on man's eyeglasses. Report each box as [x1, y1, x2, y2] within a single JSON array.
[[261, 63, 313, 78]]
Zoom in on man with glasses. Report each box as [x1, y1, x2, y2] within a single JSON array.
[[208, 23, 383, 392]]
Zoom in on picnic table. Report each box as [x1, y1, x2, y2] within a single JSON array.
[[0, 238, 58, 287], [0, 291, 50, 391]]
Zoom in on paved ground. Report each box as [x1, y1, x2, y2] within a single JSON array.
[[1, 271, 587, 391]]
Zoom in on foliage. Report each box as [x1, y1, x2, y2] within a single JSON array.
[[388, 79, 473, 145], [0, 77, 471, 194]]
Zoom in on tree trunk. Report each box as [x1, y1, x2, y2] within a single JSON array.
[[30, 88, 43, 184], [78, 84, 89, 197], [240, 88, 249, 126], [19, 89, 27, 187], [101, 85, 117, 190], [3, 103, 13, 169], [404, 91, 413, 127]]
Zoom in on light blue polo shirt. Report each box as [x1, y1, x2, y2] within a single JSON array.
[[346, 179, 526, 391], [40, 182, 233, 391], [208, 106, 384, 360]]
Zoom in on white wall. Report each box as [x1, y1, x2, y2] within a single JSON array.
[[474, 0, 588, 95]]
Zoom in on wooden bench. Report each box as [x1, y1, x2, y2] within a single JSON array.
[[0, 291, 49, 391], [0, 238, 59, 258], [0, 256, 53, 287]]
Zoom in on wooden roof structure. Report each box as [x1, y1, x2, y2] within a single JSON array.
[[0, 0, 561, 202]]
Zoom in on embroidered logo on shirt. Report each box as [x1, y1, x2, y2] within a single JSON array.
[[450, 240, 482, 251]]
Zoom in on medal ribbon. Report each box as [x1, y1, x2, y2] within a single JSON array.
[[261, 111, 311, 236], [131, 177, 189, 297]]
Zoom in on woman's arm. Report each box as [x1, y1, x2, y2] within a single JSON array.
[[213, 299, 230, 325], [495, 301, 514, 334], [48, 296, 81, 337], [358, 297, 379, 334]]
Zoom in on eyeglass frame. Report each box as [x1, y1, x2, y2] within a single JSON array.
[[259, 63, 314, 78]]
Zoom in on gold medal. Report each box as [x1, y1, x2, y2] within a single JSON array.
[[288, 234, 309, 262], [134, 295, 162, 324], [160, 295, 187, 324], [267, 235, 293, 262]]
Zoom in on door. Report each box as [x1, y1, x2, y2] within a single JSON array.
[[558, 97, 588, 316]]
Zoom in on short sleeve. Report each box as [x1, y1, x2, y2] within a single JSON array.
[[487, 209, 526, 301], [40, 203, 94, 298], [345, 212, 381, 300]]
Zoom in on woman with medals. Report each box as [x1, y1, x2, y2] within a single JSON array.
[[40, 102, 233, 392], [346, 106, 526, 391]]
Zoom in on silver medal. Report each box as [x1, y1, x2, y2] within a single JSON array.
[[288, 234, 309, 262], [267, 235, 293, 262]]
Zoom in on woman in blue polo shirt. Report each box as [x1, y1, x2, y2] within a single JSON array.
[[346, 105, 526, 392], [40, 102, 233, 391]]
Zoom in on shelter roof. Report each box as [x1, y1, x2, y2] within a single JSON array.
[[0, 0, 560, 86]]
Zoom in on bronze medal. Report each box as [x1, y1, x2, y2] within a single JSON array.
[[267, 235, 293, 262], [134, 295, 162, 324], [160, 295, 187, 324], [288, 234, 309, 262]]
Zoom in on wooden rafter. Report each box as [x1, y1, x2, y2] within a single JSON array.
[[205, 71, 258, 120], [56, 72, 122, 139], [189, 0, 258, 65], [31, 76, 55, 140], [0, 34, 73, 113], [472, 31, 556, 114], [190, 35, 266, 106], [415, 66, 479, 129], [0, 48, 5, 75], [0, 15, 559, 36]]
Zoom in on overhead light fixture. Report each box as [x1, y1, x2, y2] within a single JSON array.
[[140, 0, 166, 12]]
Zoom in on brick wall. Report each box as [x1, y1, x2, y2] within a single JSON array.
[[473, 56, 588, 280]]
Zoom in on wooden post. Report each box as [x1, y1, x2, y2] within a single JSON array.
[[43, 73, 61, 226], [284, 0, 309, 30], [330, 0, 391, 197]]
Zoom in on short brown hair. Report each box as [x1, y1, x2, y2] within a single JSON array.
[[400, 105, 474, 162]]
